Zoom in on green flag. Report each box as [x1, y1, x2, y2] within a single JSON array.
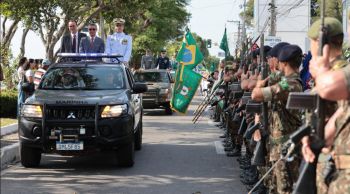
[[209, 62, 216, 73], [220, 28, 230, 57], [171, 30, 204, 113]]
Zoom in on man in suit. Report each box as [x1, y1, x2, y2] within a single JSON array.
[[60, 20, 87, 53], [79, 23, 105, 53]]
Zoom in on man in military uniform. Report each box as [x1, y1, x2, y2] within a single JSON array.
[[141, 49, 155, 69], [105, 18, 132, 67], [300, 17, 347, 194], [252, 45, 303, 194], [156, 49, 171, 69], [301, 15, 350, 194]]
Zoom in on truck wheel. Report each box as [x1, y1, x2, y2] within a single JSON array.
[[20, 143, 41, 167], [134, 120, 142, 151], [165, 103, 173, 115], [117, 141, 135, 167]]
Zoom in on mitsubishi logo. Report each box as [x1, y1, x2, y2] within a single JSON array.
[[67, 111, 76, 119]]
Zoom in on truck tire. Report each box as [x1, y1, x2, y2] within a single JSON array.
[[20, 143, 41, 167], [165, 103, 173, 115], [117, 140, 135, 167], [134, 119, 142, 151]]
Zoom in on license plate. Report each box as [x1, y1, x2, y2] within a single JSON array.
[[56, 141, 83, 150]]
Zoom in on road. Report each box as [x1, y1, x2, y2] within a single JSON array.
[[1, 96, 246, 194]]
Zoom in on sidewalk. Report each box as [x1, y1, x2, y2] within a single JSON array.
[[1, 124, 20, 169]]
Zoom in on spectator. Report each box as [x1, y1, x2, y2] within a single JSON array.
[[17, 57, 28, 116], [79, 23, 105, 53], [300, 51, 312, 91], [34, 59, 51, 89], [141, 49, 155, 69], [156, 49, 170, 69], [24, 59, 35, 99]]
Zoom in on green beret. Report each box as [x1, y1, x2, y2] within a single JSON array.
[[308, 17, 343, 39]]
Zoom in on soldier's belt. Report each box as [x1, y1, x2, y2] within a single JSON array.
[[333, 155, 350, 170], [269, 135, 289, 146]]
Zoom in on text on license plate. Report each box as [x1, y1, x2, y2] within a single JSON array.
[[56, 142, 84, 150]]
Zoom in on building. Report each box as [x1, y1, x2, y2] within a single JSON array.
[[254, 0, 311, 52]]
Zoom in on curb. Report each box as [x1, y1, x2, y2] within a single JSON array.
[[1, 124, 18, 136], [1, 142, 20, 169]]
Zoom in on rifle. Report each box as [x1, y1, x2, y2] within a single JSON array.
[[289, 1, 327, 193], [286, 92, 326, 194], [250, 33, 269, 167]]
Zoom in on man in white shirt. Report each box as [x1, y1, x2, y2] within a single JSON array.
[[105, 18, 132, 67]]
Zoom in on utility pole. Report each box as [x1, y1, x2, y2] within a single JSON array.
[[240, 0, 247, 66], [227, 20, 241, 59], [268, 0, 277, 36]]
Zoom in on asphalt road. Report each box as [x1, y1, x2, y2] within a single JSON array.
[[1, 96, 246, 194]]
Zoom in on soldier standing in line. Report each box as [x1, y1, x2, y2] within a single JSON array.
[[105, 18, 132, 67], [301, 15, 350, 194], [300, 17, 347, 194], [252, 45, 304, 194]]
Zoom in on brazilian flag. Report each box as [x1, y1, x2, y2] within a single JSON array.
[[171, 30, 204, 113]]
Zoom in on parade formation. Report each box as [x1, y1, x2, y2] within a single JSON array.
[[1, 0, 350, 194]]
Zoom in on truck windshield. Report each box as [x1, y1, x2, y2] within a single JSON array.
[[134, 72, 169, 83], [40, 66, 125, 90]]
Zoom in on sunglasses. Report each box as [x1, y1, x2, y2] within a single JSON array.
[[89, 28, 96, 31]]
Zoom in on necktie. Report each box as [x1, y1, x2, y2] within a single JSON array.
[[72, 34, 76, 53], [90, 37, 94, 48]]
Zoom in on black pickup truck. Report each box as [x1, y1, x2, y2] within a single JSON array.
[[133, 69, 174, 114], [18, 57, 147, 167]]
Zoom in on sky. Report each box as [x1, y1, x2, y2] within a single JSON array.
[[187, 0, 243, 57], [8, 0, 244, 59]]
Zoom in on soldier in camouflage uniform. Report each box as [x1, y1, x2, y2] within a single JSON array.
[[300, 17, 347, 194], [304, 14, 350, 194], [252, 45, 303, 194]]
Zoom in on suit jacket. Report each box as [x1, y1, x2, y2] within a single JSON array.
[[79, 36, 105, 53], [60, 32, 87, 53]]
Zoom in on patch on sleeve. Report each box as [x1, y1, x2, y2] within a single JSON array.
[[278, 77, 289, 90], [261, 87, 273, 101]]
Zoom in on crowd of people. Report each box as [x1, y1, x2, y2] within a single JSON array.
[[205, 16, 350, 194], [17, 57, 51, 115]]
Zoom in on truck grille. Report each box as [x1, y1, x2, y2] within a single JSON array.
[[143, 89, 159, 99], [45, 105, 96, 121]]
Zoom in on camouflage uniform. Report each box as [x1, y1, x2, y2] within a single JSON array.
[[312, 58, 348, 194], [328, 65, 350, 194], [261, 72, 303, 194]]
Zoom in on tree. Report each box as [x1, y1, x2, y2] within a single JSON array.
[[311, 0, 343, 23], [239, 0, 254, 27]]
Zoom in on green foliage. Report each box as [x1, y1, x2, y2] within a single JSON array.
[[0, 89, 18, 118], [239, 0, 254, 27], [205, 56, 220, 71], [311, 0, 343, 23]]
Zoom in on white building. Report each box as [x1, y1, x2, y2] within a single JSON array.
[[254, 0, 311, 52]]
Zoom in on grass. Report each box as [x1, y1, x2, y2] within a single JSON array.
[[1, 118, 17, 127]]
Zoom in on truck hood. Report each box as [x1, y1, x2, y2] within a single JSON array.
[[26, 89, 129, 105]]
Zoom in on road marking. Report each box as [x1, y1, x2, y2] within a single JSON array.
[[214, 141, 225, 154]]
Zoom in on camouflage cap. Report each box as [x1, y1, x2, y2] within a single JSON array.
[[225, 65, 234, 71], [307, 17, 343, 39]]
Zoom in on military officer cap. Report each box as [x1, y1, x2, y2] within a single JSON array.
[[268, 42, 290, 57], [278, 45, 302, 62], [160, 49, 166, 53], [113, 18, 126, 24], [307, 17, 343, 39]]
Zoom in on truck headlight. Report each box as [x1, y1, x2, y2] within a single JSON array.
[[101, 104, 127, 118], [160, 89, 169, 94], [22, 105, 42, 118]]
